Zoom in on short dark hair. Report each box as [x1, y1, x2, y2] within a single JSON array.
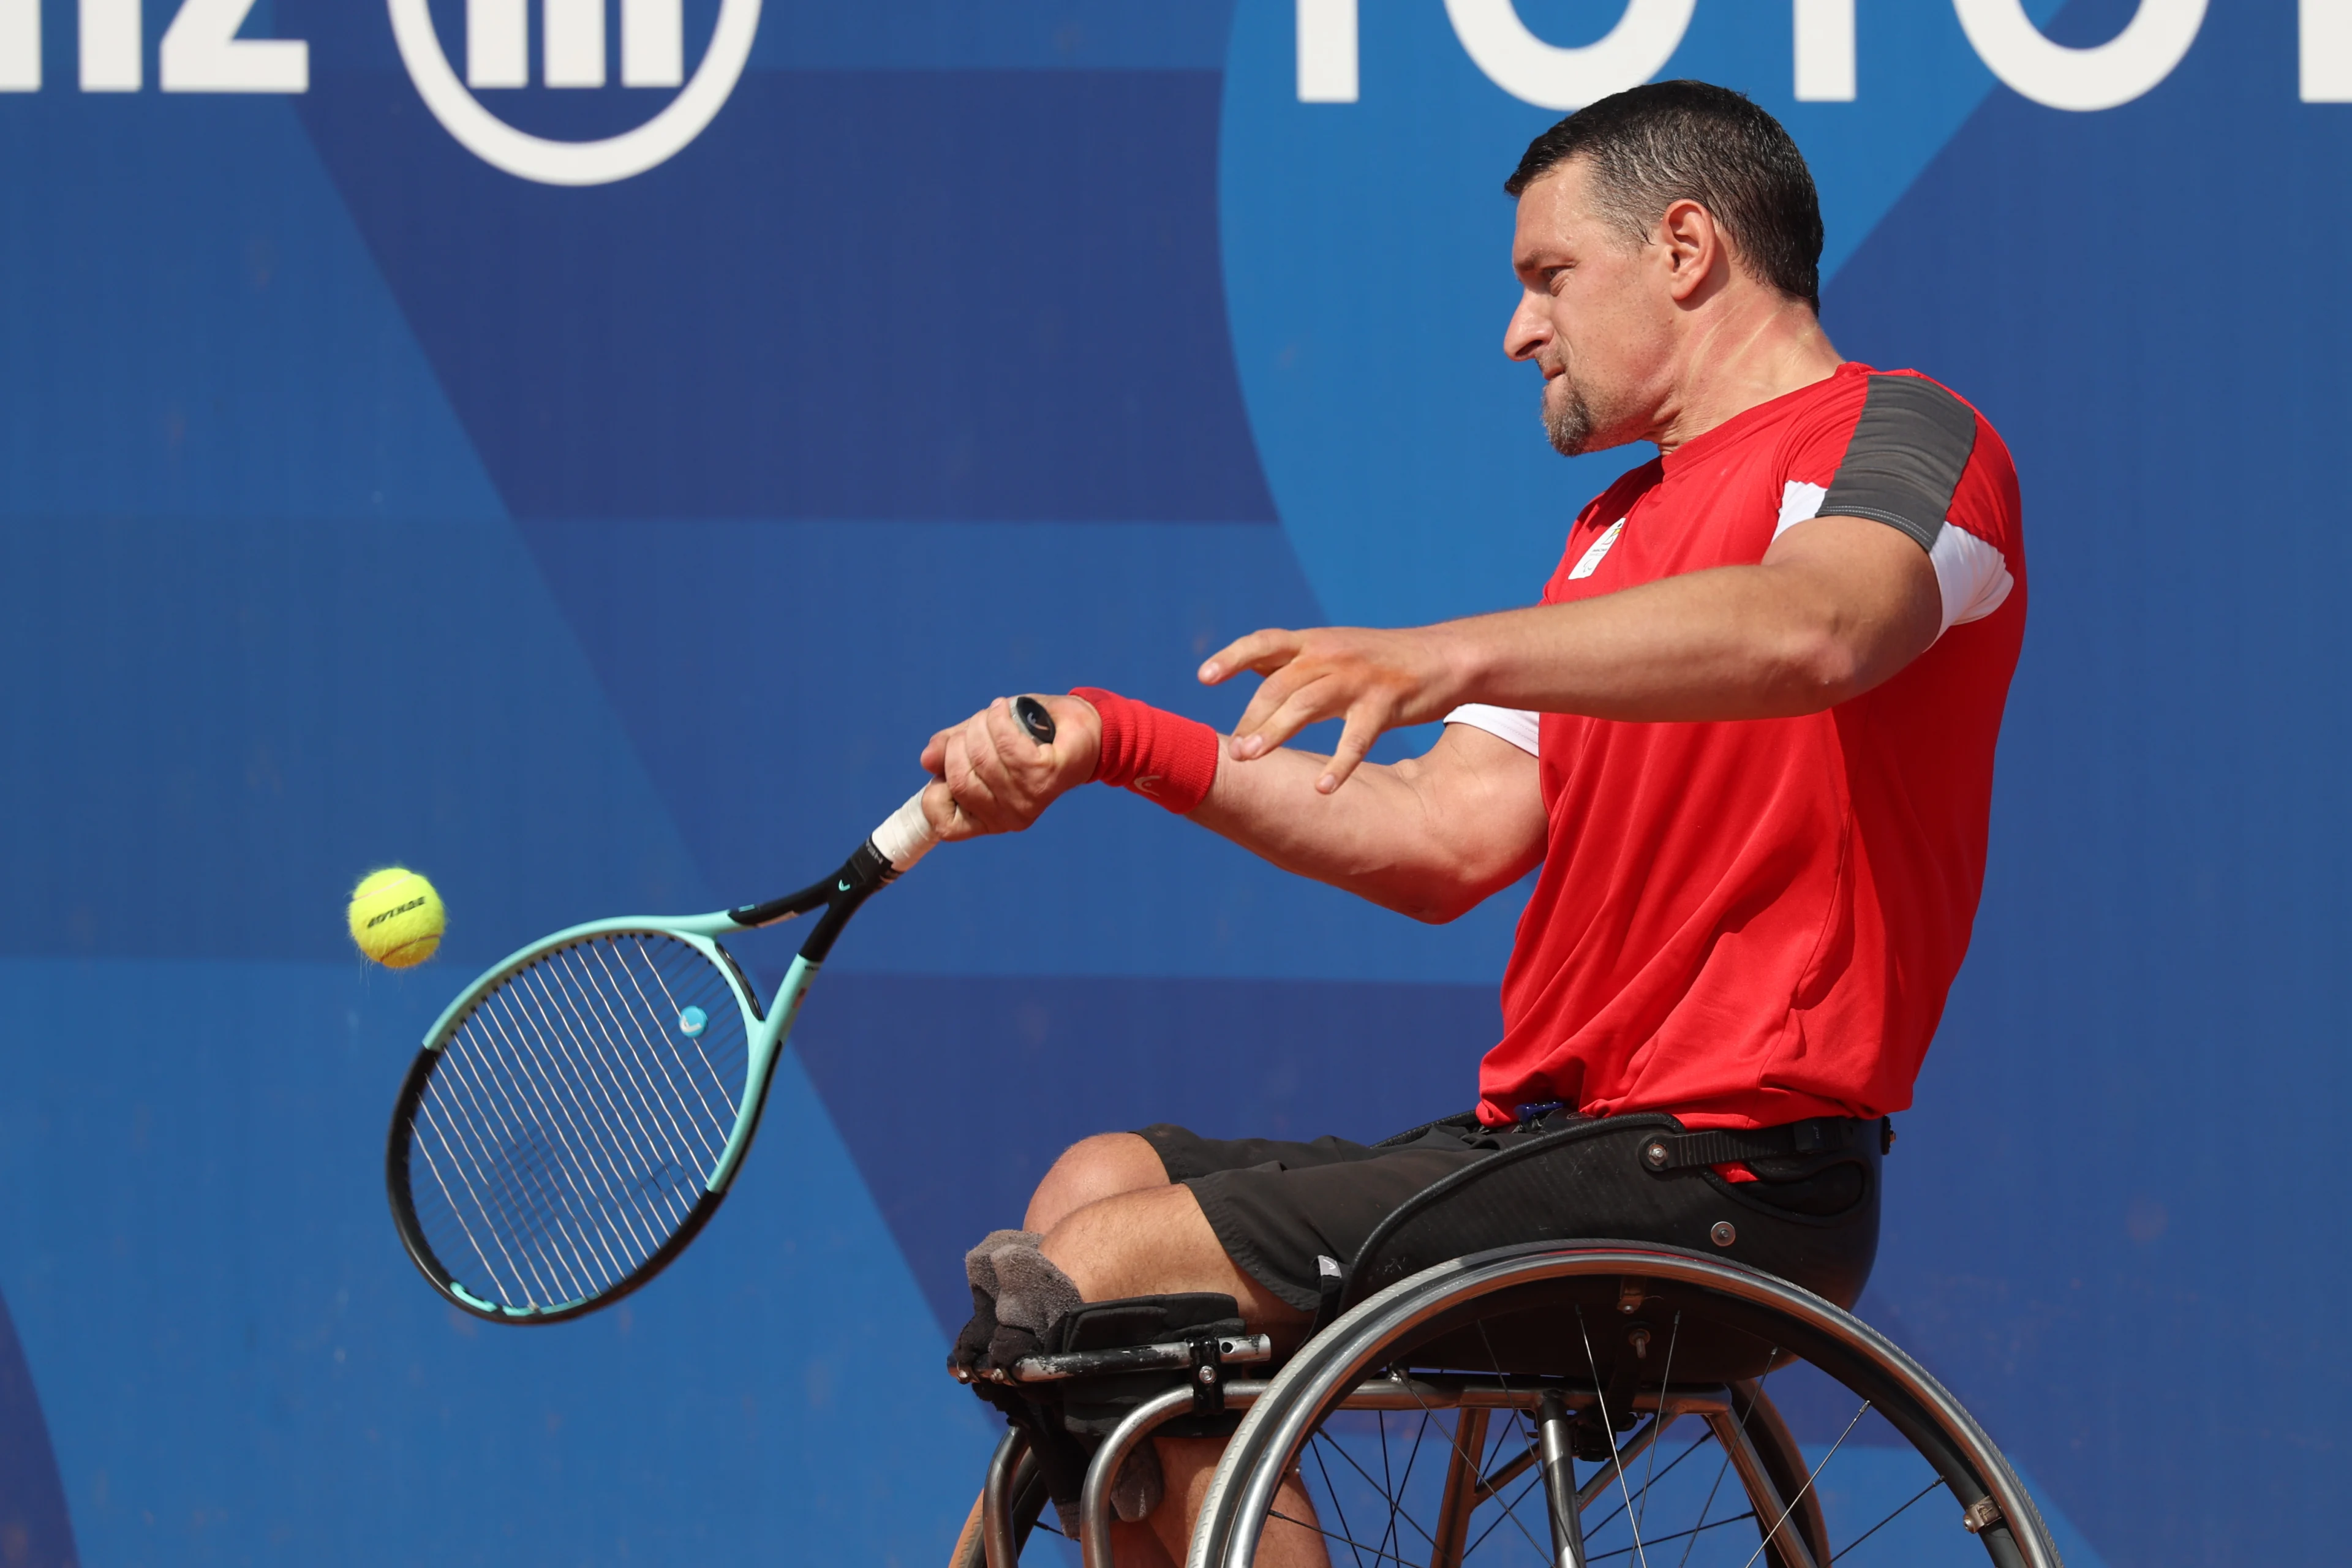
[[1504, 81, 1824, 312]]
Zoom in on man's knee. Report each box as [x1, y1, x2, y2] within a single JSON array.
[[1041, 1184, 1305, 1331], [1039, 1182, 1201, 1300], [1024, 1131, 1168, 1233]]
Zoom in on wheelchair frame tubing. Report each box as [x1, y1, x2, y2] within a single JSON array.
[[1534, 1390, 1589, 1568]]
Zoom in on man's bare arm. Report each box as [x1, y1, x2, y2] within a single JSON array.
[[1188, 722, 1545, 922], [917, 697, 1545, 924], [912, 514, 1926, 898], [1206, 514, 1942, 791]]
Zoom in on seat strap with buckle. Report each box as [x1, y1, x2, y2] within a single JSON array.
[[1638, 1117, 1868, 1172]]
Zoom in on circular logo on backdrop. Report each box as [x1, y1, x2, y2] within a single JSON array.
[[386, 0, 762, 186]]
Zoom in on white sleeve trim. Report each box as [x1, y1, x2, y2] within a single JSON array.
[[1775, 481, 1828, 537], [1444, 703, 1540, 756], [1774, 480, 2013, 641], [1928, 521, 2015, 633]]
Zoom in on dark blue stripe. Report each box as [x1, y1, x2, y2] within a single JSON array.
[[0, 1288, 77, 1568], [293, 69, 1278, 524]]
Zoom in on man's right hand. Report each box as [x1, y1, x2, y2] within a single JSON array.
[[919, 693, 1102, 841]]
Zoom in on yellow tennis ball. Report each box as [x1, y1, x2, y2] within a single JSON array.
[[348, 868, 445, 969]]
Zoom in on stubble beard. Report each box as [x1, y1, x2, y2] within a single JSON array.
[[1541, 375, 1599, 457]]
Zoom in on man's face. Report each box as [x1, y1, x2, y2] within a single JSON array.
[[1503, 159, 1676, 456]]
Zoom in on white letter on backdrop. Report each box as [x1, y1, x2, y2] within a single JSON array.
[[544, 0, 605, 89], [2302, 0, 2352, 100], [0, 0, 37, 91], [1952, 0, 2204, 111], [623, 0, 684, 88], [161, 0, 308, 91], [467, 0, 527, 89], [80, 0, 140, 90], [1445, 0, 1696, 111], [1298, 0, 1357, 102], [1794, 0, 1855, 101]]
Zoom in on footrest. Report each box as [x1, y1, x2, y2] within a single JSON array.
[[981, 1290, 1262, 1439], [1006, 1332, 1273, 1385]]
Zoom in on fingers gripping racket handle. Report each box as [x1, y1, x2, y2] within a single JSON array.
[[864, 695, 1057, 876], [728, 696, 1058, 957]]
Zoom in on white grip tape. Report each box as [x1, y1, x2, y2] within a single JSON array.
[[871, 790, 938, 874]]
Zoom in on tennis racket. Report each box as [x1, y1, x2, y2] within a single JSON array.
[[385, 698, 1057, 1324]]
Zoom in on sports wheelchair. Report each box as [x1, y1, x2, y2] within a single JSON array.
[[951, 1113, 2063, 1568]]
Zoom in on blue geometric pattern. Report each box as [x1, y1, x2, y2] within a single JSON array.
[[0, 0, 2339, 1561]]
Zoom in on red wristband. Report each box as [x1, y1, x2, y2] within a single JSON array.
[[1071, 687, 1220, 815]]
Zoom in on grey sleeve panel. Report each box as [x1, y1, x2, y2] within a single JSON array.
[[1817, 374, 1980, 552]]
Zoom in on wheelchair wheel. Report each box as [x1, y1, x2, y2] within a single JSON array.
[[1187, 1243, 2063, 1568]]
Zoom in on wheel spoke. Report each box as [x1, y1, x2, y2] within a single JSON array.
[[1676, 1363, 1779, 1568], [1675, 1450, 1736, 1568], [1376, 1411, 1401, 1566], [1831, 1475, 1949, 1560], [1583, 1429, 1714, 1539], [1457, 1322, 1564, 1560], [1384, 1408, 1439, 1562], [1373, 1349, 1566, 1564], [1308, 1435, 1373, 1568], [1575, 1305, 1651, 1568], [1733, 1401, 1870, 1568], [1461, 1468, 1550, 1561], [1588, 1511, 1761, 1562], [1311, 1417, 1441, 1551], [1472, 1436, 1538, 1503], [1269, 1507, 1440, 1568], [1635, 1313, 1682, 1537]]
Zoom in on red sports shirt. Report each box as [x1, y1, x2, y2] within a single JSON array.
[[1461, 363, 2026, 1130]]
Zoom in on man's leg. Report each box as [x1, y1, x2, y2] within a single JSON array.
[[943, 1452, 1323, 1568], [1023, 1133, 1171, 1235], [1040, 1182, 1301, 1326], [1137, 1441, 1324, 1568], [1042, 1182, 1325, 1566], [971, 1125, 1474, 1565]]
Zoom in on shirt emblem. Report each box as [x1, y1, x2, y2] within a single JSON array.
[[1568, 518, 1626, 580]]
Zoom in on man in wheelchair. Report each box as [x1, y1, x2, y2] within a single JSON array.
[[919, 81, 2026, 1568]]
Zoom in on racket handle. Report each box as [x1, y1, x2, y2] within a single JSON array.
[[869, 697, 1058, 873], [872, 791, 936, 873]]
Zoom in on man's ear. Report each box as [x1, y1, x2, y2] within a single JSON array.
[[1656, 198, 1723, 303]]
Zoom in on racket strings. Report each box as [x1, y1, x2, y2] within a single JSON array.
[[404, 933, 752, 1313]]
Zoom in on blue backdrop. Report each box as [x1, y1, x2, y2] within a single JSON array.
[[0, 0, 2340, 1562]]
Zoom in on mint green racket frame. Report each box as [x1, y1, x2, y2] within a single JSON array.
[[386, 806, 919, 1323]]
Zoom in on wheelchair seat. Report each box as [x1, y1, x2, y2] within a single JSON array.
[[1338, 1112, 1880, 1385]]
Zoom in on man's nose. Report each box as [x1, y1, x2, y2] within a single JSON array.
[[1503, 293, 1547, 361]]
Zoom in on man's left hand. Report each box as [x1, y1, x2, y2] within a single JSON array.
[[1199, 625, 1466, 794]]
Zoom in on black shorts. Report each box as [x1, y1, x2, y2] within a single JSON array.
[[1139, 1113, 1878, 1314], [1139, 1114, 1561, 1314]]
